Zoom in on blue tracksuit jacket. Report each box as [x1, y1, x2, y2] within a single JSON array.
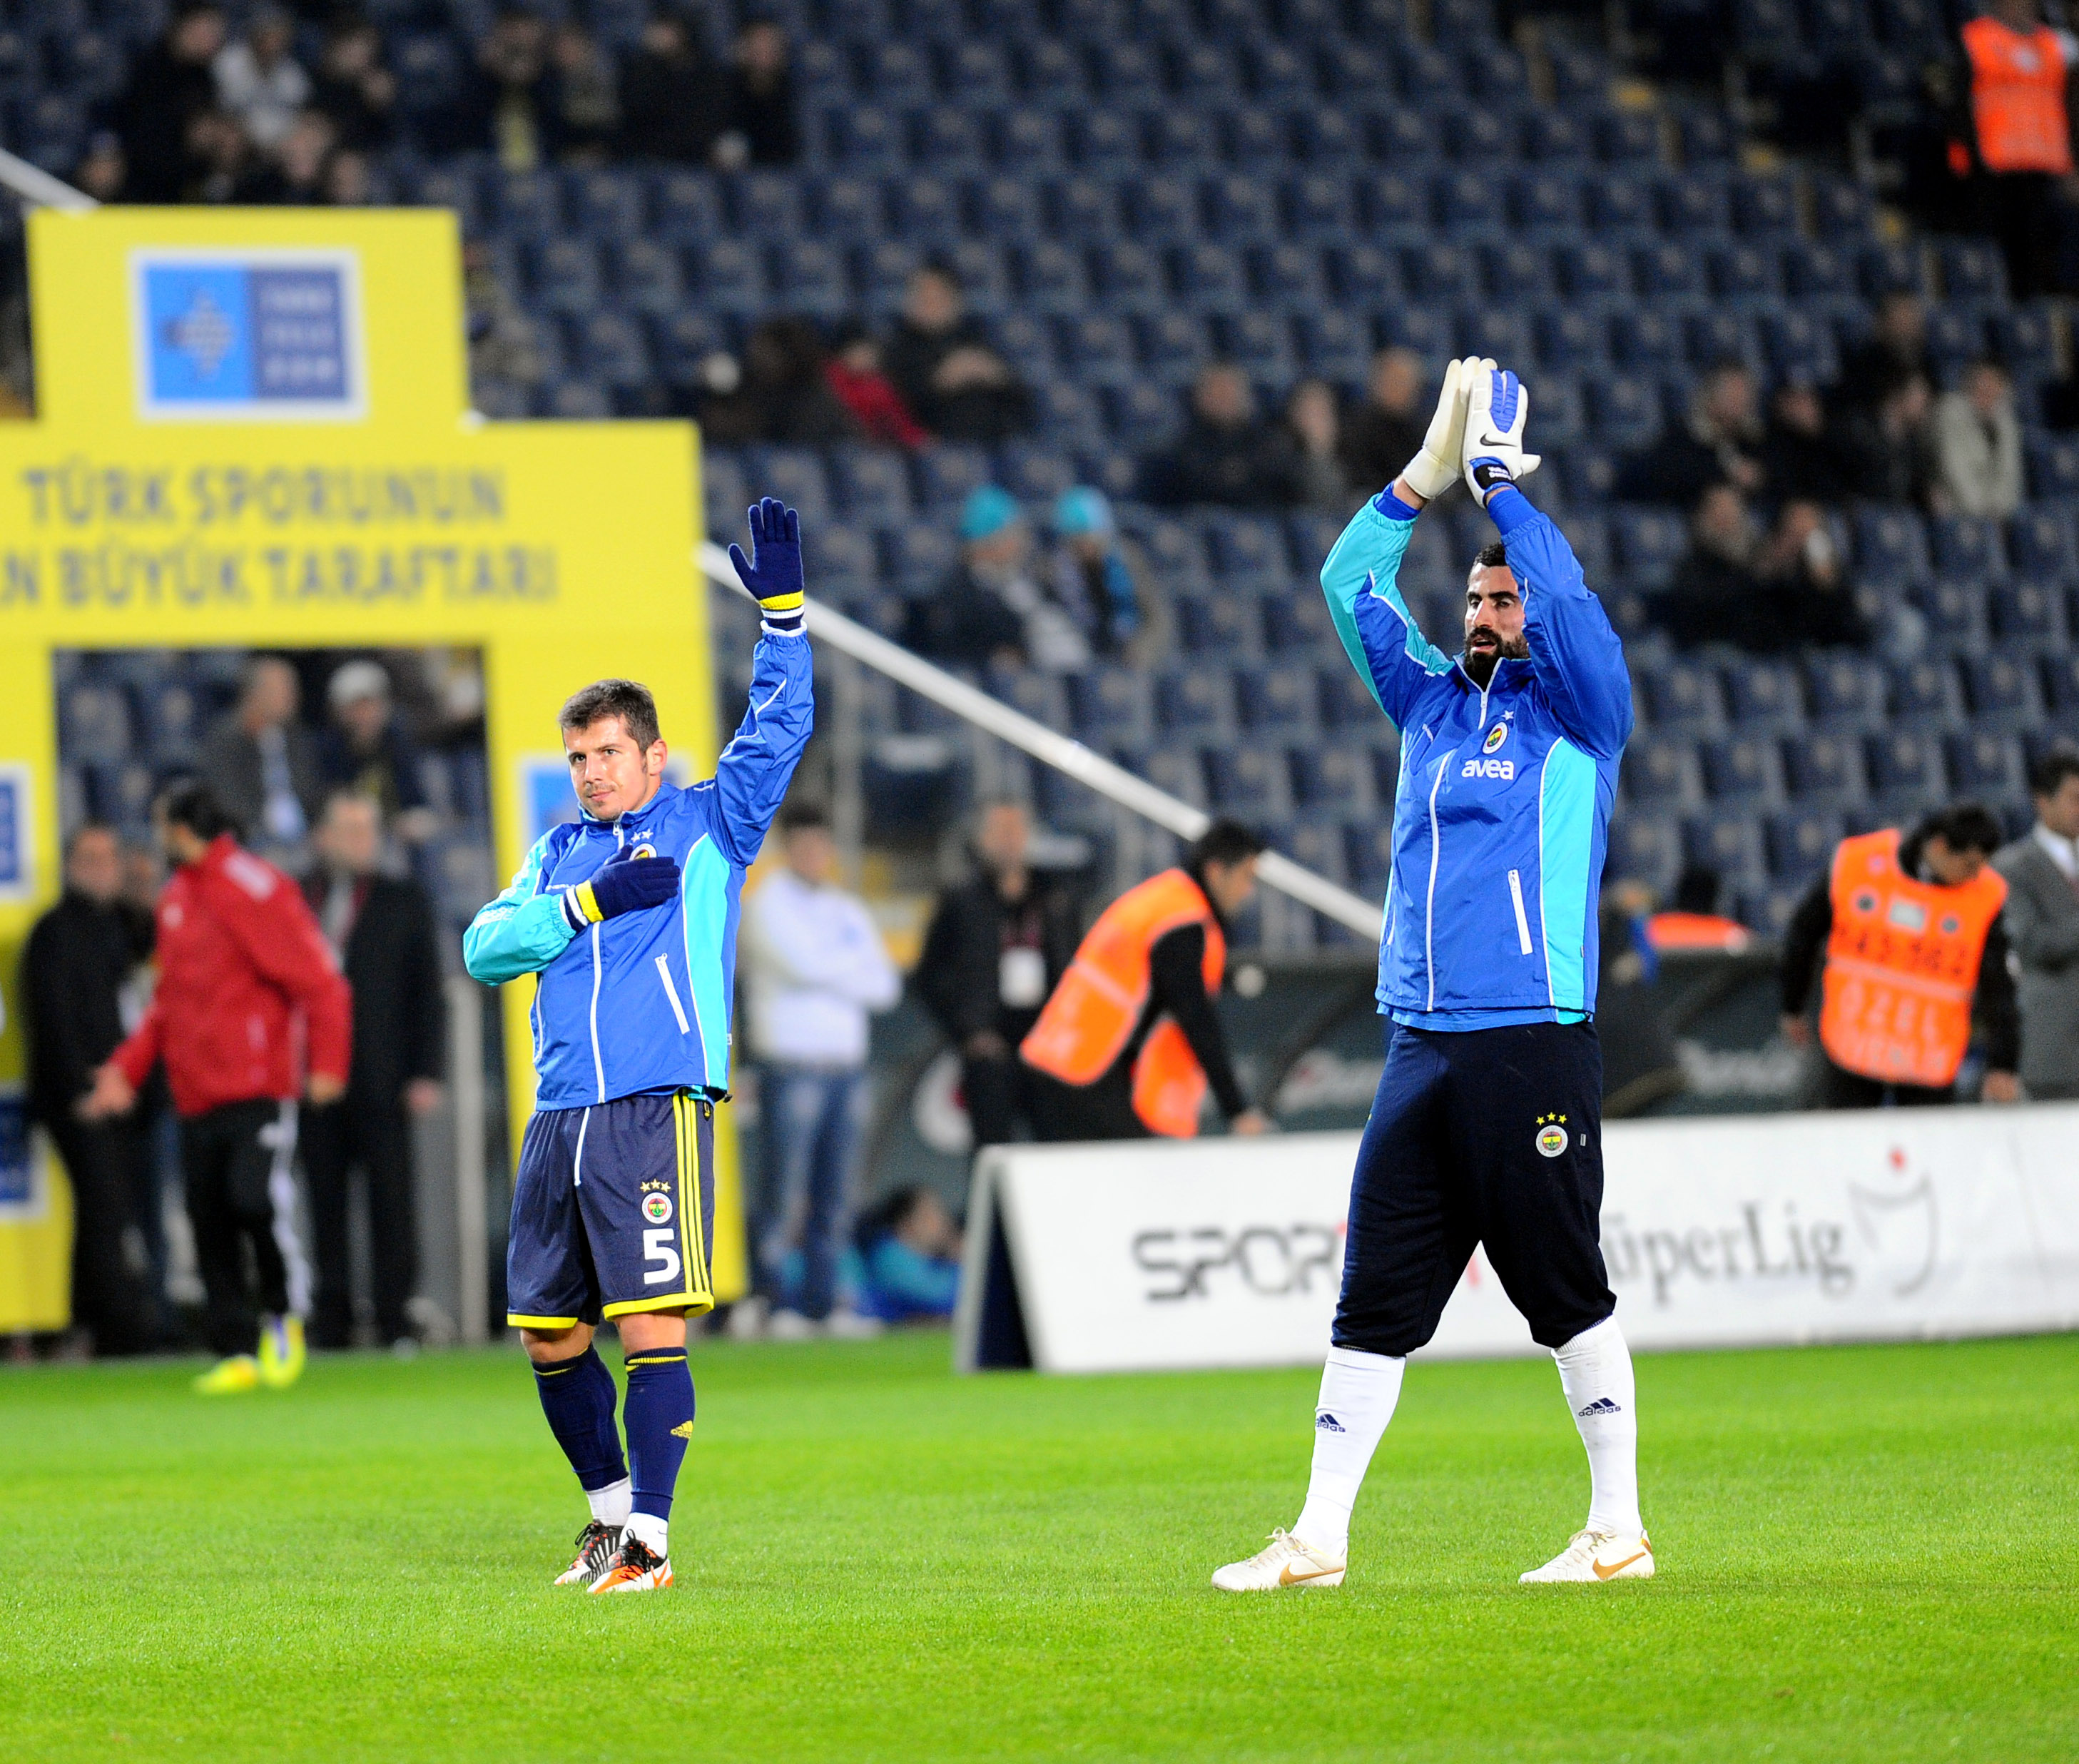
[[1321, 487, 1633, 1029], [462, 629, 813, 1107]]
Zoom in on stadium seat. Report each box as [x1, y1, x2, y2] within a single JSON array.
[[1069, 667, 1155, 742], [1722, 659, 1805, 729], [1781, 730, 1866, 801], [1966, 655, 2041, 727], [1889, 657, 1961, 722], [1993, 582, 2070, 645], [1764, 808, 1842, 882], [1204, 744, 1293, 816], [828, 447, 913, 520], [1684, 814, 1767, 886], [1156, 670, 1234, 733], [1946, 730, 2023, 797], [1867, 730, 1947, 799], [1622, 741, 1697, 806], [1699, 736, 1778, 803], [1607, 817, 1682, 886]]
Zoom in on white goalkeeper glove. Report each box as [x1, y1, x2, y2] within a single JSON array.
[[1398, 355, 1489, 505], [1462, 363, 1542, 507]]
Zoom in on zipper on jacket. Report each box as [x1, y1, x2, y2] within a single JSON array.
[[654, 955, 691, 1035], [586, 824, 624, 1105], [1424, 753, 1448, 1010], [1508, 868, 1533, 956]]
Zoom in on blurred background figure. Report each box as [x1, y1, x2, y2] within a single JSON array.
[[848, 1186, 962, 1326], [915, 800, 1081, 1157], [885, 264, 1032, 444], [201, 655, 321, 869], [699, 315, 860, 447], [1993, 745, 2079, 1101], [1049, 487, 1145, 662], [1338, 348, 1427, 493], [1931, 358, 2024, 517], [1023, 819, 1271, 1142], [740, 802, 900, 1339], [21, 825, 158, 1357], [1955, 0, 2079, 300], [321, 659, 435, 844], [614, 9, 723, 163], [1140, 363, 1298, 508], [116, 1, 228, 203], [299, 793, 446, 1352], [212, 6, 307, 154], [905, 486, 1089, 671], [823, 320, 927, 450], [1284, 377, 1355, 512], [714, 16, 798, 170], [1620, 360, 1765, 507]]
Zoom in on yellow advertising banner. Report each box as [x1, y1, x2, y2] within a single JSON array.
[[0, 205, 746, 1332]]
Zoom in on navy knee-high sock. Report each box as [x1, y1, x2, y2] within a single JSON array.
[[533, 1347, 627, 1506], [622, 1349, 694, 1545]]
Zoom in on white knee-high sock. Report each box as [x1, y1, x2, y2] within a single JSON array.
[[1552, 1316, 1642, 1536], [1292, 1347, 1406, 1556]]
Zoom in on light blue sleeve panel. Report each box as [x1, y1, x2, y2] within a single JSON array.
[[1537, 738, 1600, 1015], [462, 831, 577, 985], [711, 629, 815, 868], [1318, 492, 1455, 731], [1490, 489, 1634, 761]]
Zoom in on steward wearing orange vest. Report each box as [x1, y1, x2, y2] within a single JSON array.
[[1022, 820, 1271, 1141], [1780, 804, 2020, 1107], [1955, 0, 2078, 300]]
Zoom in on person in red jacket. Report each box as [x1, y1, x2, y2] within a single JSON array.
[[81, 783, 352, 1395]]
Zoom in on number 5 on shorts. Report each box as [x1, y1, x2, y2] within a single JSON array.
[[642, 1228, 682, 1287]]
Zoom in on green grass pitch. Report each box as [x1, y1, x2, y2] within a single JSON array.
[[2, 1331, 2073, 1763]]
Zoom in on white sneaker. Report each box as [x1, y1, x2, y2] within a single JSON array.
[[1211, 1529, 1347, 1592], [824, 1308, 884, 1339], [1519, 1527, 1654, 1584], [766, 1308, 816, 1341], [725, 1297, 769, 1342]]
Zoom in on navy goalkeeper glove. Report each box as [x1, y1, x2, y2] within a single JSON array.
[[561, 846, 681, 931], [729, 497, 805, 632]]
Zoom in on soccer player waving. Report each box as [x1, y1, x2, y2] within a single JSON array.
[[1214, 363, 1652, 1591], [464, 499, 813, 1594]]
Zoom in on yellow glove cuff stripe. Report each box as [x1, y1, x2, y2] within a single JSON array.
[[573, 882, 604, 924], [758, 590, 805, 612]]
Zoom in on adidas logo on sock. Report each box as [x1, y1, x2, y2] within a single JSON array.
[[1315, 1411, 1346, 1433], [1575, 1397, 1623, 1417]]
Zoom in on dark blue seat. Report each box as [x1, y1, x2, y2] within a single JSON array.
[[1405, 241, 1478, 300], [61, 681, 133, 767], [1171, 41, 1237, 98], [1866, 730, 1946, 798], [1318, 666, 1382, 730], [1056, 315, 1136, 386], [1765, 808, 1842, 882], [1204, 744, 1293, 816], [1175, 592, 1266, 657], [2043, 652, 2079, 722], [1607, 818, 1682, 887], [1328, 243, 1403, 303], [496, 171, 565, 242], [1947, 731, 2023, 796], [1519, 109, 1589, 164], [1460, 307, 1533, 366], [539, 380, 613, 420], [863, 41, 934, 107], [1103, 382, 1176, 445], [1913, 580, 1991, 650], [1139, 310, 1209, 383], [1511, 171, 1580, 237], [1558, 243, 1625, 297], [1136, 746, 1211, 810], [1925, 305, 1986, 375], [1802, 657, 1884, 731], [1433, 171, 1503, 234], [1071, 109, 1140, 173], [1610, 506, 1687, 587], [1019, 37, 1087, 106], [997, 445, 1076, 507], [993, 108, 1064, 170], [1782, 731, 1866, 801], [1782, 242, 1855, 299], [1443, 106, 1513, 167], [881, 524, 958, 593], [1732, 173, 1799, 236], [1642, 666, 1724, 734], [1019, 241, 1090, 314], [1174, 244, 1248, 311], [1358, 173, 1425, 237], [1156, 670, 1234, 733], [745, 448, 831, 527], [769, 241, 849, 317], [1536, 306, 1606, 370], [828, 447, 913, 521], [1994, 581, 2072, 646], [1127, 176, 1199, 245], [1684, 814, 1767, 885], [1219, 313, 1296, 380], [1852, 508, 1931, 589], [1297, 310, 1373, 378], [1589, 377, 1664, 450], [2009, 506, 2076, 581], [889, 174, 964, 243], [1251, 244, 1323, 309], [1204, 512, 1286, 583], [1590, 178, 1657, 239], [1660, 173, 1731, 236], [1596, 108, 1664, 166], [2030, 437, 2079, 502], [1722, 659, 1805, 728], [1239, 666, 1323, 734], [1965, 655, 2040, 726], [1097, 40, 1166, 101], [969, 177, 1042, 243], [1738, 885, 1805, 938], [529, 239, 601, 316], [857, 240, 922, 315], [1686, 309, 1757, 370], [1622, 741, 1697, 806], [941, 41, 1011, 100], [567, 169, 646, 240], [1610, 309, 1684, 369], [734, 173, 802, 238], [808, 176, 880, 242], [614, 240, 683, 316], [828, 105, 903, 171], [1206, 173, 1279, 242], [1708, 243, 1779, 300], [1860, 240, 1927, 298], [1758, 309, 1839, 380], [1931, 515, 2009, 587], [807, 524, 882, 594], [1264, 590, 1338, 654], [1293, 108, 1364, 166], [911, 107, 983, 171], [912, 445, 992, 511], [1938, 238, 2006, 304], [1068, 668, 1154, 744], [1146, 108, 1216, 166], [571, 313, 651, 390], [1284, 817, 1353, 888], [1700, 736, 1778, 803], [654, 171, 722, 242], [1221, 108, 1287, 171], [1889, 657, 1961, 721], [1992, 306, 2059, 383], [1285, 173, 1353, 243]]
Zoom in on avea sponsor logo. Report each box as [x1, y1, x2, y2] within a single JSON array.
[[1460, 757, 1515, 779]]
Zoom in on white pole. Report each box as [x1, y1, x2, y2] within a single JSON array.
[[697, 542, 1385, 938], [447, 976, 487, 1345], [0, 148, 96, 211]]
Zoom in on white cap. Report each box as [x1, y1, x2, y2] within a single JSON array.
[[327, 659, 390, 708]]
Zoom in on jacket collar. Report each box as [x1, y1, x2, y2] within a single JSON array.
[[580, 778, 680, 833]]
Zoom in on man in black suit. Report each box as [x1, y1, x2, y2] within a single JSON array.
[[21, 823, 157, 1354], [300, 792, 446, 1349]]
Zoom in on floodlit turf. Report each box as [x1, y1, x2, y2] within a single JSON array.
[[1, 1332, 2074, 1763]]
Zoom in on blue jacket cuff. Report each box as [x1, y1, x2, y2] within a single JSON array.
[[1371, 487, 1422, 522], [1486, 486, 1537, 538]]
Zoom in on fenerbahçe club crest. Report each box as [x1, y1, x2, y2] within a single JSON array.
[[1483, 722, 1509, 754], [1534, 1115, 1569, 1158], [642, 1192, 673, 1225]]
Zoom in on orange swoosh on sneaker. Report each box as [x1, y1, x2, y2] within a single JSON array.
[[1592, 1550, 1650, 1581], [1277, 1561, 1340, 1586]]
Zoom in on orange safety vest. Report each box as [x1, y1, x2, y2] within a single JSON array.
[[1020, 868, 1226, 1137], [1818, 828, 2008, 1089], [1963, 16, 2074, 175], [1645, 911, 1753, 954]]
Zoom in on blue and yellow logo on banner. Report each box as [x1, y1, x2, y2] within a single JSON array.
[[135, 249, 364, 420]]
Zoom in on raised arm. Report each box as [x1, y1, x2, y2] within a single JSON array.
[[463, 830, 578, 985], [710, 498, 816, 868]]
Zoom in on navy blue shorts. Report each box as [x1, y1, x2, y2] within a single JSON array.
[[1333, 1021, 1615, 1357], [507, 1091, 716, 1329]]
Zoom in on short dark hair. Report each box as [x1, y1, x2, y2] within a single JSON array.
[[1926, 801, 2005, 857], [1187, 817, 1267, 872], [778, 800, 830, 834], [1473, 540, 1507, 572], [559, 679, 661, 750], [157, 781, 240, 842], [2030, 741, 2079, 800]]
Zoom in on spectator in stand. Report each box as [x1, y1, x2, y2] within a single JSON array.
[[905, 487, 1090, 671], [1654, 484, 1865, 653], [300, 793, 445, 1352], [201, 655, 322, 867], [551, 21, 619, 162], [1955, 0, 2079, 300], [246, 108, 336, 204], [73, 133, 128, 201], [739, 803, 900, 1339], [322, 148, 372, 206], [1837, 372, 1937, 506], [116, 3, 227, 203], [699, 315, 861, 447], [80, 784, 352, 1395], [615, 10, 726, 163], [1139, 363, 1300, 508], [456, 7, 561, 170], [1780, 803, 2019, 1107], [22, 825, 158, 1357], [1994, 744, 2079, 1100], [320, 660, 435, 843], [1617, 360, 1765, 507], [1931, 358, 2025, 517], [213, 6, 308, 153], [311, 19, 395, 153], [713, 16, 798, 170], [884, 263, 1034, 445], [1285, 377, 1356, 512], [849, 1186, 962, 1325], [1023, 820, 1272, 1142], [915, 799, 1082, 1155], [1049, 487, 1146, 661], [823, 320, 927, 450], [1838, 293, 1933, 411], [1762, 380, 1853, 507], [182, 106, 260, 203], [1338, 348, 1428, 493]]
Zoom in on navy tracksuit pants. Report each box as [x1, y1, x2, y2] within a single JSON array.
[[1333, 1020, 1616, 1357]]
